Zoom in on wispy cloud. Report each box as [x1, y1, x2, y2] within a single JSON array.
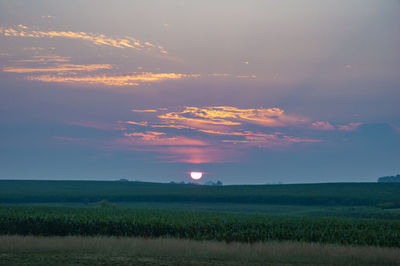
[[159, 106, 307, 128], [339, 122, 363, 131], [222, 133, 320, 148], [23, 47, 45, 51], [119, 131, 208, 146], [132, 109, 158, 113], [0, 25, 168, 54], [25, 72, 199, 86], [15, 55, 71, 63], [124, 121, 149, 126], [116, 106, 321, 163], [3, 64, 111, 73], [311, 121, 335, 131]]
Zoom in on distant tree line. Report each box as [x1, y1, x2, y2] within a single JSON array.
[[204, 180, 223, 186], [1, 180, 399, 208], [378, 174, 400, 183]]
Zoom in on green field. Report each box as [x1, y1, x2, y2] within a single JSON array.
[[1, 180, 400, 265], [1, 206, 399, 247], [1, 180, 400, 208]]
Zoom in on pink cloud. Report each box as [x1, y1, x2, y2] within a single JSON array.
[[311, 121, 335, 131], [124, 121, 149, 126], [119, 131, 208, 146], [112, 105, 325, 163], [339, 122, 363, 131]]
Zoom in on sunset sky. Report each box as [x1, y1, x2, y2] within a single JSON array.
[[1, 0, 399, 184]]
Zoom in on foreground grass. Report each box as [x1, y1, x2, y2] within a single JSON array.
[[0, 236, 399, 266]]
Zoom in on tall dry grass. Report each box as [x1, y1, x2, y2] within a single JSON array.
[[1, 236, 399, 265]]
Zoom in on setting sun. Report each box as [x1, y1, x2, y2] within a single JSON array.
[[190, 171, 203, 180]]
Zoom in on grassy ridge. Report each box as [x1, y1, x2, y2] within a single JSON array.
[[1, 180, 400, 208], [1, 206, 399, 247], [1, 236, 399, 266]]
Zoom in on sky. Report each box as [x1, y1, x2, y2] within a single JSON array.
[[0, 0, 399, 184]]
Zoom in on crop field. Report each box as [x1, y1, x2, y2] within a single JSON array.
[[1, 180, 400, 208], [1, 205, 399, 247], [1, 180, 400, 265]]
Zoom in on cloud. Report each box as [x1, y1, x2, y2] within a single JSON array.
[[339, 122, 363, 131], [207, 73, 232, 77], [23, 47, 45, 51], [222, 132, 320, 148], [198, 129, 250, 136], [159, 106, 307, 128], [15, 55, 71, 63], [25, 72, 199, 86], [120, 131, 208, 146], [3, 64, 111, 73], [116, 106, 321, 163], [124, 121, 149, 126], [311, 121, 335, 131], [132, 109, 158, 113], [0, 25, 167, 54], [236, 75, 256, 78]]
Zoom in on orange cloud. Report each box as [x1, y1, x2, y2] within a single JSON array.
[[198, 129, 249, 136], [117, 106, 322, 163], [3, 64, 111, 73], [0, 25, 167, 54], [159, 106, 306, 128], [339, 122, 363, 131], [208, 73, 232, 77], [311, 121, 335, 131], [150, 124, 190, 129], [159, 111, 241, 127], [15, 55, 71, 63], [124, 121, 149, 126], [26, 72, 198, 86]]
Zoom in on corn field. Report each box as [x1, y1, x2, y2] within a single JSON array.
[[0, 206, 399, 247]]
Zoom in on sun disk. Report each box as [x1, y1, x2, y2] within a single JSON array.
[[190, 171, 203, 180]]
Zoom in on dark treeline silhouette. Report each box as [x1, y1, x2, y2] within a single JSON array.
[[378, 174, 400, 183], [1, 180, 400, 208]]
